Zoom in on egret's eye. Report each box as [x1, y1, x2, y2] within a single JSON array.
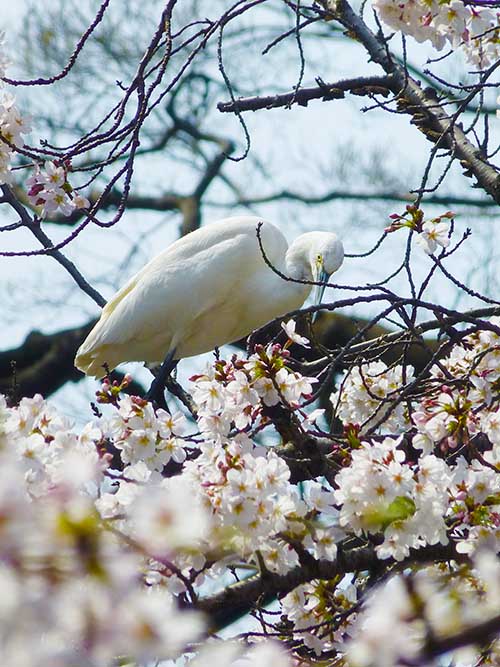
[[316, 254, 323, 265]]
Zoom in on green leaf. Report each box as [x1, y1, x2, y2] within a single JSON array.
[[363, 496, 416, 530]]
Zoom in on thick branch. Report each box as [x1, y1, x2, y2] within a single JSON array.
[[331, 0, 500, 203], [0, 322, 95, 400], [399, 56, 498, 116], [0, 320, 144, 401], [418, 612, 500, 662], [197, 541, 462, 630], [217, 75, 392, 113]]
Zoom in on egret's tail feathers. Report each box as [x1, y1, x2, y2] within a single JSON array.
[[75, 341, 121, 379], [75, 348, 106, 379]]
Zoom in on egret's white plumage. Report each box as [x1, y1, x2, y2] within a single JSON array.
[[75, 216, 344, 378]]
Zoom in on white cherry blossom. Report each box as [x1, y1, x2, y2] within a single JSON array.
[[416, 219, 451, 255], [281, 319, 310, 347]]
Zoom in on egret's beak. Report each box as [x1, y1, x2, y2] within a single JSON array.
[[312, 258, 330, 323]]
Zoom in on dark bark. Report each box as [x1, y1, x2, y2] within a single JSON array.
[[196, 541, 463, 631], [0, 320, 144, 402]]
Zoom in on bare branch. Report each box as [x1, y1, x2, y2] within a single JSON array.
[[0, 185, 106, 307], [217, 75, 393, 113], [212, 185, 497, 210]]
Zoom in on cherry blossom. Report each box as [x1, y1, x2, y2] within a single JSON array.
[[3, 311, 500, 665], [415, 219, 451, 255], [372, 0, 500, 67], [281, 319, 310, 347], [0, 94, 30, 184], [3, 4, 500, 665], [26, 161, 89, 219], [331, 360, 413, 433]]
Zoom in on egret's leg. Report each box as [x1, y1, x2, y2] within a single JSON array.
[[145, 349, 178, 407]]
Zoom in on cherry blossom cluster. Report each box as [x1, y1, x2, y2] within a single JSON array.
[[26, 160, 90, 218], [0, 93, 30, 185], [348, 551, 500, 666], [0, 387, 301, 667], [332, 432, 500, 562], [191, 337, 318, 439], [331, 360, 413, 433], [330, 321, 500, 560], [4, 315, 500, 665], [386, 205, 452, 256], [411, 320, 500, 460], [93, 336, 346, 639], [2, 0, 500, 661], [372, 0, 500, 67], [183, 336, 340, 575], [281, 580, 358, 655], [335, 437, 451, 561], [0, 393, 205, 666], [315, 316, 500, 662], [184, 435, 305, 572], [183, 338, 358, 655], [431, 319, 500, 407], [101, 387, 187, 471]]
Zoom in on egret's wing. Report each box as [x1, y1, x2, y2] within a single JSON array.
[[75, 217, 288, 375], [101, 274, 140, 318]]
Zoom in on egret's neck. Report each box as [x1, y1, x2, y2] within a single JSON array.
[[284, 239, 314, 282], [278, 239, 313, 309]]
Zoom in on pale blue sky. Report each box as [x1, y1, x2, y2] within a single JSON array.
[[3, 3, 25, 29]]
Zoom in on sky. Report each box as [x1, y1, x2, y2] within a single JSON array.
[[3, 2, 25, 29]]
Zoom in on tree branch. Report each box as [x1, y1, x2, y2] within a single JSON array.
[[416, 612, 500, 663], [0, 321, 95, 401], [0, 185, 106, 307], [196, 541, 463, 630], [210, 186, 496, 210], [217, 75, 393, 113], [0, 320, 146, 401], [3, 296, 495, 402], [330, 0, 500, 203]]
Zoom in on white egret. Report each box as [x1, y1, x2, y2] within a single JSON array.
[[75, 216, 344, 388]]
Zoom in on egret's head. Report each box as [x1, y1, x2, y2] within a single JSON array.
[[285, 231, 344, 313], [311, 233, 344, 276], [307, 232, 344, 309]]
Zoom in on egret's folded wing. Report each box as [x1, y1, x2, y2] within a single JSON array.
[[75, 221, 287, 376]]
